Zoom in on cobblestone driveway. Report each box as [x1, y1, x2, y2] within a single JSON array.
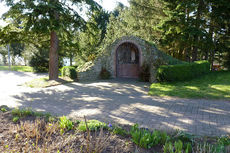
[[1, 71, 230, 136]]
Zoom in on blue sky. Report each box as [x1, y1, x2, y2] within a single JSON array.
[[95, 0, 129, 11], [0, 0, 129, 26]]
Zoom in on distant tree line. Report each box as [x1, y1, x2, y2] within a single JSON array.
[[104, 0, 230, 69]]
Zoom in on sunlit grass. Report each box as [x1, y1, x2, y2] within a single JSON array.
[[24, 77, 74, 88], [0, 66, 33, 72], [149, 71, 230, 100]]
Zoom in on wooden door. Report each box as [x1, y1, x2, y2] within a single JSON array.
[[116, 43, 139, 78]]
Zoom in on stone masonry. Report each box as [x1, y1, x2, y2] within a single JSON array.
[[77, 36, 182, 82]]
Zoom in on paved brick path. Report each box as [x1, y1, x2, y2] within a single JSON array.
[[1, 71, 230, 136]]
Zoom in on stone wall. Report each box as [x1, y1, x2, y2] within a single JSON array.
[[77, 36, 182, 82]]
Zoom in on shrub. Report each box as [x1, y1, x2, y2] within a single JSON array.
[[163, 142, 174, 153], [139, 63, 150, 82], [223, 51, 230, 70], [1, 107, 7, 112], [59, 116, 74, 131], [29, 49, 49, 72], [11, 108, 33, 117], [156, 60, 210, 82], [11, 108, 54, 122], [61, 66, 77, 79], [174, 140, 183, 153], [29, 49, 64, 73], [173, 131, 195, 144], [218, 136, 230, 146], [130, 124, 169, 149], [12, 116, 19, 122], [112, 126, 128, 137], [163, 141, 192, 153], [99, 67, 111, 79], [78, 120, 107, 131]]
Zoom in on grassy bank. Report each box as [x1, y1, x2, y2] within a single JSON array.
[[0, 66, 33, 72], [24, 77, 75, 88], [149, 71, 230, 100]]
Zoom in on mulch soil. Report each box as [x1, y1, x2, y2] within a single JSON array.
[[0, 109, 162, 153]]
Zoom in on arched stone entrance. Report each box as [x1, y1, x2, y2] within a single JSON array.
[[77, 36, 182, 82], [116, 42, 140, 78]]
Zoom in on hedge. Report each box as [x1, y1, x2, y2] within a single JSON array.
[[61, 66, 77, 79], [156, 60, 210, 82]]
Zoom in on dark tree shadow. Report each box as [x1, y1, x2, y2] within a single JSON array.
[[11, 79, 230, 136]]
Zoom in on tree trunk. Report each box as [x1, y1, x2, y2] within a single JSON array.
[[24, 58, 27, 66], [205, 51, 209, 60], [49, 31, 59, 80], [3, 55, 7, 65], [70, 53, 73, 66], [208, 17, 214, 70], [192, 0, 203, 62], [185, 7, 191, 62], [210, 31, 217, 70], [49, 0, 59, 80], [192, 43, 198, 62], [186, 47, 191, 62], [178, 48, 183, 60], [11, 55, 15, 66]]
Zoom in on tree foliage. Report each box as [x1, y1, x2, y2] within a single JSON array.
[[0, 46, 7, 65], [78, 8, 110, 62], [104, 0, 230, 67], [0, 0, 100, 79], [29, 48, 49, 73], [0, 0, 229, 71]]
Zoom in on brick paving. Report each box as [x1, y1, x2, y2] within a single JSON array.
[[1, 71, 230, 136]]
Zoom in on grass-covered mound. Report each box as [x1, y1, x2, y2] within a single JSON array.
[[150, 71, 230, 99]]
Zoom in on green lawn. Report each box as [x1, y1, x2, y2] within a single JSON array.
[[0, 66, 33, 72], [149, 71, 230, 100]]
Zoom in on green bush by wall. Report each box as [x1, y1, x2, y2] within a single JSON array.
[[156, 60, 210, 82], [61, 66, 77, 79], [99, 67, 111, 79]]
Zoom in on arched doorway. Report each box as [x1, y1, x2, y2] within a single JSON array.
[[116, 42, 140, 78]]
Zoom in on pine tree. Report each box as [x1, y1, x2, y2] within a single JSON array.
[[79, 8, 110, 61], [128, 0, 166, 42], [1, 0, 100, 80]]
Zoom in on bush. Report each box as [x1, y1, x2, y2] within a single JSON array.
[[99, 67, 111, 79], [11, 108, 33, 117], [0, 105, 9, 112], [111, 125, 128, 137], [29, 48, 64, 73], [156, 60, 210, 82], [61, 66, 77, 79], [130, 124, 169, 149], [12, 116, 19, 123], [1, 107, 7, 112], [78, 120, 107, 131], [223, 51, 230, 70], [59, 116, 74, 131], [139, 63, 150, 82], [29, 49, 49, 73]]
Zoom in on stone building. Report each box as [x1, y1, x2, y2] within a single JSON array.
[[77, 36, 181, 82]]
